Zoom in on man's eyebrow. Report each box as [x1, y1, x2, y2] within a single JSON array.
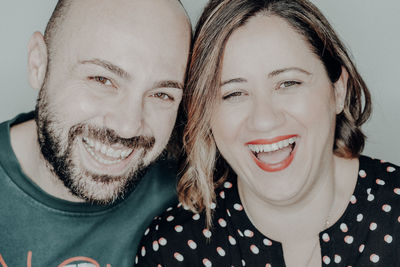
[[79, 59, 130, 79], [220, 78, 247, 87], [268, 67, 311, 78], [153, 80, 184, 90]]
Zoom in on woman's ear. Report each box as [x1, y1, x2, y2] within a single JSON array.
[[334, 66, 348, 114], [27, 31, 48, 90]]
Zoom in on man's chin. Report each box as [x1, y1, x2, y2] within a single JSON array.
[[66, 166, 149, 205]]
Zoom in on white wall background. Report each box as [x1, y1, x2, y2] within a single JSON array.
[[0, 1, 399, 163]]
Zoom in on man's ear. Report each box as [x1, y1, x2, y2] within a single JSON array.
[[28, 31, 48, 90], [334, 66, 348, 114]]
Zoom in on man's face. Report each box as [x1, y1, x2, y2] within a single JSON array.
[[36, 0, 190, 204]]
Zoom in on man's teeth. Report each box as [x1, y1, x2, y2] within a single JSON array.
[[82, 137, 133, 165], [248, 137, 296, 153]]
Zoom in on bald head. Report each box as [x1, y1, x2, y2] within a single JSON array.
[[44, 0, 189, 60]]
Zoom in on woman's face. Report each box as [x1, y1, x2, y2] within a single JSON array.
[[210, 15, 347, 205]]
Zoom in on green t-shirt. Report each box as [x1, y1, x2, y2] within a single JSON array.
[[0, 112, 178, 267]]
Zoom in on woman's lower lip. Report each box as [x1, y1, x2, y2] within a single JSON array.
[[250, 147, 296, 172]]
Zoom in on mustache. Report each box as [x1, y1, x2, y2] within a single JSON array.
[[69, 124, 155, 150]]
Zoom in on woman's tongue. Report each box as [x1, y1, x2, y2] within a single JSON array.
[[256, 146, 292, 164]]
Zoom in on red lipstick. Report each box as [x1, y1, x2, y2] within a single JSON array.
[[246, 135, 297, 172]]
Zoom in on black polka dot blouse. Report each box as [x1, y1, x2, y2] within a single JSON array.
[[135, 156, 400, 266]]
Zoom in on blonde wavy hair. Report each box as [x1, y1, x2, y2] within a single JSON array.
[[178, 0, 372, 226]]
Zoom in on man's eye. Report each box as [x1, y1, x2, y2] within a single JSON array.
[[89, 76, 113, 86], [278, 80, 301, 89], [151, 92, 174, 101]]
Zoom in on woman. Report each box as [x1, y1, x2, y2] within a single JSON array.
[[136, 0, 400, 266]]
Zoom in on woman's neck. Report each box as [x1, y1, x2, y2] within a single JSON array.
[[237, 155, 359, 242]]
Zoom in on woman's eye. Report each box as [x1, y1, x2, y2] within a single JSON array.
[[151, 92, 174, 101], [89, 76, 113, 86], [279, 80, 301, 89], [222, 91, 244, 100]]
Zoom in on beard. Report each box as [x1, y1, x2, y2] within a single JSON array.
[[34, 85, 156, 205]]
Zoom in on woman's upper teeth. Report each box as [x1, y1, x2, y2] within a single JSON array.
[[248, 137, 296, 153]]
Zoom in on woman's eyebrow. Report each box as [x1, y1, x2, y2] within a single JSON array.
[[220, 78, 247, 86], [268, 67, 311, 78]]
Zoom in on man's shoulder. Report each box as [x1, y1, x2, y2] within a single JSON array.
[[141, 157, 179, 189], [127, 157, 179, 211]]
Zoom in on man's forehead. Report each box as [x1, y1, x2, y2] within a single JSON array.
[[66, 0, 186, 22]]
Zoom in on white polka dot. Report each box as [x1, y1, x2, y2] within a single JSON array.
[[387, 166, 396, 173], [203, 258, 212, 267], [384, 234, 393, 243], [322, 233, 330, 242], [193, 214, 200, 220], [357, 213, 364, 222], [183, 205, 190, 210], [370, 222, 377, 231], [224, 181, 233, 188], [237, 229, 244, 237], [177, 202, 182, 208], [367, 194, 375, 201], [242, 259, 246, 266], [263, 238, 272, 246], [217, 247, 226, 256], [340, 223, 348, 232], [350, 195, 357, 204], [219, 191, 225, 199], [174, 252, 184, 262], [167, 216, 174, 222], [159, 237, 167, 246], [382, 204, 392, 212], [334, 254, 342, 263], [218, 218, 227, 227], [376, 179, 385, 185], [367, 188, 372, 194], [394, 188, 400, 195], [226, 209, 232, 217], [135, 256, 138, 264], [144, 228, 150, 236], [203, 229, 212, 238], [188, 240, 197, 249], [152, 241, 159, 251], [244, 230, 254, 237], [210, 202, 217, 209], [234, 203, 244, 211], [155, 224, 159, 231], [323, 256, 331, 264], [175, 225, 183, 232], [359, 170, 367, 178], [344, 235, 354, 244], [370, 254, 380, 263], [250, 245, 259, 254], [166, 206, 173, 212], [229, 235, 237, 245], [359, 244, 365, 253], [141, 246, 146, 257]]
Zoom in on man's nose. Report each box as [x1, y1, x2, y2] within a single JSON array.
[[104, 96, 144, 139]]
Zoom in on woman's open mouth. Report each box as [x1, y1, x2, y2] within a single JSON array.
[[246, 135, 297, 172]]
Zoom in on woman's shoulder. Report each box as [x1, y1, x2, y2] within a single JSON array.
[[357, 155, 400, 206], [359, 155, 399, 181], [134, 181, 238, 266], [135, 201, 210, 265]]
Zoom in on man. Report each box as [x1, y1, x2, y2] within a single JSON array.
[[0, 0, 190, 266]]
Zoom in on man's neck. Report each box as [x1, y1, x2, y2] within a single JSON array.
[[10, 119, 84, 203]]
